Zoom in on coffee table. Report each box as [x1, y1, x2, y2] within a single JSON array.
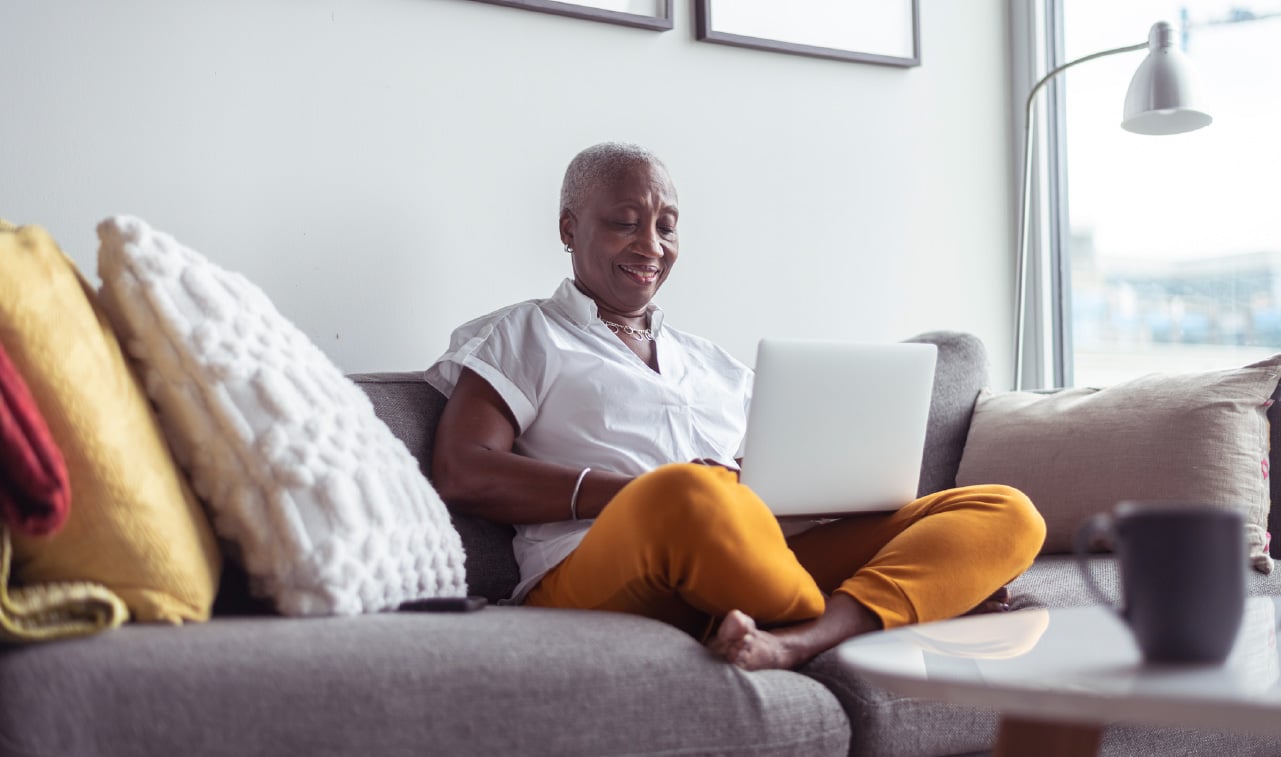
[[836, 597, 1281, 756]]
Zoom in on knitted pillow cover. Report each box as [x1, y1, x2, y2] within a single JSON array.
[[0, 220, 220, 623], [96, 216, 467, 616]]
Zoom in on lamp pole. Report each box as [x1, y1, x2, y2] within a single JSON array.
[[1013, 20, 1211, 390], [1013, 41, 1146, 391]]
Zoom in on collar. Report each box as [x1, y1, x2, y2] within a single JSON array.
[[551, 278, 665, 334]]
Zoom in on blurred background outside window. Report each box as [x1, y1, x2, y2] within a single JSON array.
[[1061, 1, 1281, 386]]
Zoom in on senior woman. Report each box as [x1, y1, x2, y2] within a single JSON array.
[[426, 142, 1045, 670]]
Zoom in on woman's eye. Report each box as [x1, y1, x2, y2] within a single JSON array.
[[659, 226, 677, 237]]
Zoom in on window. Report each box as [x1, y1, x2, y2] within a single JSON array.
[[1054, 1, 1281, 387]]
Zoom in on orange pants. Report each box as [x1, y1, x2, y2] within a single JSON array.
[[525, 463, 1046, 638]]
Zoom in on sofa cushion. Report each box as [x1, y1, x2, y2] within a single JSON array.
[[0, 221, 220, 623], [803, 648, 999, 757], [0, 607, 849, 757], [956, 355, 1281, 572], [1008, 554, 1281, 611], [96, 216, 467, 616]]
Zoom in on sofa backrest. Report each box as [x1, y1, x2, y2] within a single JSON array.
[[904, 331, 990, 497], [346, 330, 992, 604], [347, 372, 522, 604]]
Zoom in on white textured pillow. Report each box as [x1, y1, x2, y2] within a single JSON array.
[[95, 216, 467, 615], [957, 356, 1281, 574]]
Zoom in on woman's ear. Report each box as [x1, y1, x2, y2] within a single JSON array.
[[559, 209, 575, 250]]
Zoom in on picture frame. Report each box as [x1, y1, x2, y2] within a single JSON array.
[[694, 0, 920, 68], [468, 0, 672, 31]]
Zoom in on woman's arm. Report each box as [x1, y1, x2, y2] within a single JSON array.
[[431, 368, 633, 524]]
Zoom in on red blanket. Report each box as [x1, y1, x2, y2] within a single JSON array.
[[0, 341, 69, 536]]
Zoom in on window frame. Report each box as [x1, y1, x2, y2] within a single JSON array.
[[1013, 0, 1108, 390], [1010, 0, 1068, 390]]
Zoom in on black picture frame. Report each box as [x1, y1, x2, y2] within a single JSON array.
[[468, 0, 673, 31], [694, 0, 920, 67]]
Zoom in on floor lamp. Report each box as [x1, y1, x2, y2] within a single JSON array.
[[1013, 20, 1212, 389]]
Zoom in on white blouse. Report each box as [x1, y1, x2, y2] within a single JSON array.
[[426, 278, 753, 602]]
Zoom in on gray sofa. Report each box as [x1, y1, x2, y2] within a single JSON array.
[[4, 331, 1281, 757]]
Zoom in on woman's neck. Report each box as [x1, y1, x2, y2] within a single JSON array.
[[572, 280, 649, 324], [593, 302, 649, 326]]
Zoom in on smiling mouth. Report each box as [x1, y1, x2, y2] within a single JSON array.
[[619, 264, 661, 284]]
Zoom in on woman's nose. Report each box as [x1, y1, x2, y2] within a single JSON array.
[[633, 225, 664, 257]]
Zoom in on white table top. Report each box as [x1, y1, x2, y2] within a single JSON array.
[[836, 597, 1281, 735]]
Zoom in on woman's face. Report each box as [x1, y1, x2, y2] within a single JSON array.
[[560, 160, 679, 318]]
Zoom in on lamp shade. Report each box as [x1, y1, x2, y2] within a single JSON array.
[[1122, 21, 1213, 135]]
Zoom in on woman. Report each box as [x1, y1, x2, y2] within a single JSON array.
[[426, 142, 1046, 670]]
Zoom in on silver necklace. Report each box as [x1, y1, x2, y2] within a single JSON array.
[[601, 318, 655, 342]]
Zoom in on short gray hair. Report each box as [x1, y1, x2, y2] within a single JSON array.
[[559, 142, 671, 215]]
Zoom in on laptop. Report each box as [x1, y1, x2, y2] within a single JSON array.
[[738, 339, 938, 518]]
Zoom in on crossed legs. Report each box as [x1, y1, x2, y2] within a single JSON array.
[[524, 464, 1046, 669], [713, 484, 1045, 668]]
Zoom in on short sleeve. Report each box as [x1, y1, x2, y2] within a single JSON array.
[[425, 305, 556, 432]]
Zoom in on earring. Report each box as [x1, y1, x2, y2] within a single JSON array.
[[564, 244, 573, 253]]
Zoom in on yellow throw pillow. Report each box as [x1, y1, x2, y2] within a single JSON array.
[[0, 221, 220, 623]]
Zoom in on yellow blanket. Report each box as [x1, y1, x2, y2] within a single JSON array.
[[1, 527, 126, 643]]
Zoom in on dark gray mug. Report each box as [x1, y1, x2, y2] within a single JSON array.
[[1074, 502, 1246, 664]]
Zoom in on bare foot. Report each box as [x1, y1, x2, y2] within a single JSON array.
[[711, 589, 1014, 670], [964, 586, 1012, 616], [708, 594, 882, 671], [709, 610, 800, 670]]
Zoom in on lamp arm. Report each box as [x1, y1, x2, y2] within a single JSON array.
[[1013, 39, 1147, 390], [1023, 41, 1148, 116]]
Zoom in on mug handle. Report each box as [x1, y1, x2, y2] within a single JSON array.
[[1074, 513, 1120, 611]]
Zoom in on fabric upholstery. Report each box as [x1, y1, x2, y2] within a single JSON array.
[[1007, 554, 1281, 611], [0, 220, 220, 623], [905, 331, 990, 497], [0, 607, 850, 757], [956, 355, 1281, 572], [96, 216, 467, 616], [0, 339, 69, 536], [803, 648, 999, 757]]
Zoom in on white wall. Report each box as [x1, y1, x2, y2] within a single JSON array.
[[0, 0, 1016, 383]]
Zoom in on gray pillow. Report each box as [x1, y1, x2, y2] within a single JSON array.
[[956, 355, 1281, 573]]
